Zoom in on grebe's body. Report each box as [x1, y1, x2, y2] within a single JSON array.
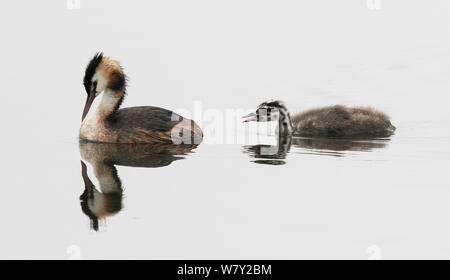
[[80, 53, 202, 144], [244, 100, 395, 138], [80, 105, 201, 144]]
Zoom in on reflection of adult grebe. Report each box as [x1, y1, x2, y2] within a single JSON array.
[[243, 136, 390, 164], [79, 142, 198, 231], [80, 53, 202, 144], [80, 161, 122, 231], [243, 100, 395, 137]]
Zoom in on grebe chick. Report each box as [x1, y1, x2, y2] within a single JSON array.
[[243, 100, 395, 138], [80, 53, 203, 144]]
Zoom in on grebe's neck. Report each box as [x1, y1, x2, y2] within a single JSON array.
[[94, 89, 125, 121]]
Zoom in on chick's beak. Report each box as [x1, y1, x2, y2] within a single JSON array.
[[242, 112, 258, 123], [82, 92, 96, 122]]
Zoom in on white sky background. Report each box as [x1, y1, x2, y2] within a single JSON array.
[[1, 0, 450, 143]]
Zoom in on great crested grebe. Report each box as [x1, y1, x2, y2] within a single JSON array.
[[80, 53, 203, 144], [243, 100, 396, 138]]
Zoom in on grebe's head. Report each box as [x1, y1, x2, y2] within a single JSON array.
[[82, 52, 126, 121], [243, 99, 289, 123]]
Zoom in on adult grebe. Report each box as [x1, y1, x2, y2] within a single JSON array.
[[243, 100, 395, 137], [80, 53, 203, 144]]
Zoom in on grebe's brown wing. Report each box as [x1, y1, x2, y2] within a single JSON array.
[[109, 106, 202, 144]]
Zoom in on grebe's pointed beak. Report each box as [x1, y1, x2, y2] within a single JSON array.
[[80, 160, 95, 192], [82, 93, 96, 121], [81, 160, 89, 184], [242, 112, 257, 123]]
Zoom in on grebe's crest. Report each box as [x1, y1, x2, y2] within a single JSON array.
[[243, 99, 291, 123], [257, 99, 289, 120], [258, 99, 288, 111], [83, 52, 104, 95]]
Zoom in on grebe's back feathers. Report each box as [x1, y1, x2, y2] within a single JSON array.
[[292, 105, 394, 137], [108, 106, 202, 144], [112, 106, 182, 131]]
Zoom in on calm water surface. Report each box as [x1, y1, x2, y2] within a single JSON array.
[[1, 120, 449, 259], [1, 1, 450, 259]]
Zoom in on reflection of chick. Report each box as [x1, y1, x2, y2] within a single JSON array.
[[291, 137, 389, 152], [243, 137, 292, 165], [243, 135, 391, 164], [80, 161, 122, 231]]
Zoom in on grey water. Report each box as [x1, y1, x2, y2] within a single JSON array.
[[1, 1, 450, 259]]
